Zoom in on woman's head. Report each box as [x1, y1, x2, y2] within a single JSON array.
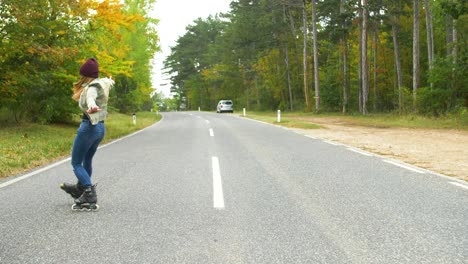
[[79, 58, 99, 78], [72, 58, 99, 101]]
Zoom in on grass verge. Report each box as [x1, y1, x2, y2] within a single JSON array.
[[242, 112, 322, 129], [242, 111, 468, 130], [0, 112, 161, 178]]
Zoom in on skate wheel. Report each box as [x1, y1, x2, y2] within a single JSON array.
[[71, 204, 80, 211], [71, 203, 99, 212], [88, 204, 99, 211]]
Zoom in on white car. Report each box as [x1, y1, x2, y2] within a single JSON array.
[[216, 100, 234, 113]]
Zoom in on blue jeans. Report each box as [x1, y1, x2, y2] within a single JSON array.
[[71, 119, 105, 186]]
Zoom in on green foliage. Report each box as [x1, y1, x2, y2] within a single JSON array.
[[459, 107, 468, 126], [395, 87, 414, 114], [416, 87, 451, 116], [0, 0, 158, 124], [164, 16, 228, 110], [112, 75, 138, 113], [162, 0, 465, 117], [427, 53, 468, 111]]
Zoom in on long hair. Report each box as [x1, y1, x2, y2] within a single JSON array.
[[72, 76, 95, 101]]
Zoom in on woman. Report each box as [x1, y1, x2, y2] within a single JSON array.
[[60, 58, 114, 211]]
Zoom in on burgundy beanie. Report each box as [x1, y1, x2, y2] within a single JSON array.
[[79, 58, 99, 78]]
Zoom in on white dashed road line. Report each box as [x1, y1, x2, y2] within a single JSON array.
[[212, 156, 225, 209]]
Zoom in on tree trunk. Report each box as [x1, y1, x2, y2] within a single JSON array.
[[412, 0, 420, 111], [392, 17, 403, 112], [424, 0, 434, 88], [452, 19, 457, 63], [342, 39, 349, 113], [361, 0, 369, 114], [451, 18, 458, 107], [358, 2, 363, 113], [302, 0, 311, 112], [311, 0, 320, 112], [284, 47, 293, 111], [282, 3, 294, 111], [373, 28, 378, 112], [254, 73, 260, 107], [340, 0, 349, 113], [445, 15, 453, 56]]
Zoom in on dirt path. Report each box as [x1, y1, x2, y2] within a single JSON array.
[[288, 117, 468, 182]]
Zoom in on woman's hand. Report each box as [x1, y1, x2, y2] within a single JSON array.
[[87, 106, 101, 114]]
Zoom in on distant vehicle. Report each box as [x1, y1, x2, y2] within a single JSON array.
[[216, 100, 234, 113], [179, 103, 186, 111]]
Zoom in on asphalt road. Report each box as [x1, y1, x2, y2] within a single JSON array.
[[1, 112, 467, 264]]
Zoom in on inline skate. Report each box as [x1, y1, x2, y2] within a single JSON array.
[[71, 185, 99, 212], [60, 182, 84, 199]]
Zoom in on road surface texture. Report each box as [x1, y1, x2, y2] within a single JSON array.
[[1, 112, 467, 263]]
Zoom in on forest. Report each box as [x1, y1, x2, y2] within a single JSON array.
[[0, 0, 466, 123], [165, 0, 467, 116], [0, 0, 159, 123]]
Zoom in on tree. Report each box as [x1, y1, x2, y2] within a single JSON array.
[[319, 0, 354, 113], [311, 0, 320, 112], [0, 0, 157, 122], [424, 0, 434, 85], [413, 0, 420, 110], [361, 0, 369, 114], [368, 0, 384, 112], [302, 0, 311, 112], [340, 0, 352, 113], [0, 0, 92, 122], [164, 16, 226, 110], [117, 0, 159, 113], [387, 0, 405, 112]]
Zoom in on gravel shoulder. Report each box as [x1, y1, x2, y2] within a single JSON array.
[[288, 117, 468, 182]]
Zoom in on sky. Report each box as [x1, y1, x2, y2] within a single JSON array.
[[149, 0, 232, 97]]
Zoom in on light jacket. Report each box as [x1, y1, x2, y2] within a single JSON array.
[[79, 77, 114, 125]]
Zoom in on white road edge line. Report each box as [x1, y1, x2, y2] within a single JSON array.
[[212, 156, 225, 209], [383, 160, 425, 174], [239, 115, 461, 183], [0, 115, 165, 189], [324, 140, 341, 146], [347, 147, 373, 156], [0, 158, 70, 189], [449, 182, 468, 191], [209, 128, 214, 137]]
